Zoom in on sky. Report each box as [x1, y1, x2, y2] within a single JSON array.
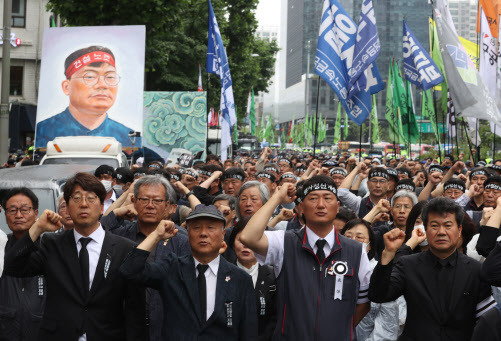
[[256, 0, 281, 28]]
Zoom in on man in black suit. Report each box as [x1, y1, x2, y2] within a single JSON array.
[[369, 197, 496, 341], [4, 172, 146, 341], [120, 204, 257, 340]]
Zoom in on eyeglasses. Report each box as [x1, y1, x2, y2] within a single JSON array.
[[369, 179, 388, 184], [135, 197, 166, 206], [6, 207, 33, 216], [70, 194, 99, 204], [72, 71, 120, 86]]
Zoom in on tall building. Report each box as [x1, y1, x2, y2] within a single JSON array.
[[256, 25, 280, 126], [277, 0, 431, 143], [0, 0, 56, 150], [448, 0, 478, 43]]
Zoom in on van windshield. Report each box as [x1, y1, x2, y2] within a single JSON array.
[[43, 158, 119, 168]]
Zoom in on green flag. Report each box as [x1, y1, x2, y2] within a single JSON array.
[[247, 89, 256, 135], [333, 103, 342, 144], [264, 114, 274, 142], [404, 80, 420, 144], [371, 95, 380, 144], [422, 90, 441, 145], [392, 61, 408, 144], [50, 16, 56, 27], [385, 61, 397, 140], [318, 114, 326, 143], [430, 19, 448, 114]]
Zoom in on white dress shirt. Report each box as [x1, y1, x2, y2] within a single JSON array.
[[256, 226, 372, 304], [237, 261, 259, 287], [74, 225, 105, 341], [103, 191, 117, 215], [194, 255, 220, 320]]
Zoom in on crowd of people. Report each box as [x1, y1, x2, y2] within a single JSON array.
[[1, 146, 501, 340]]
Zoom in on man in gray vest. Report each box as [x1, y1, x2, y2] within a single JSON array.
[[241, 175, 372, 340]]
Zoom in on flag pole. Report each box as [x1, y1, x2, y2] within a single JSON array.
[[313, 77, 321, 157], [462, 118, 474, 161], [359, 124, 363, 160], [494, 125, 496, 160], [206, 73, 210, 156]]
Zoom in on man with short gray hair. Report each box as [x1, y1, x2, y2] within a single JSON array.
[[100, 175, 190, 340]]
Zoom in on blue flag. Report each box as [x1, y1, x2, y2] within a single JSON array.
[[348, 0, 382, 97], [206, 0, 236, 161], [315, 0, 384, 125], [206, 0, 236, 129], [403, 20, 444, 91]]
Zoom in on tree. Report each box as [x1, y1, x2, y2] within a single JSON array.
[[47, 0, 278, 126]]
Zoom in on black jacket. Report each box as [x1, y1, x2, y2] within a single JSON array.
[[120, 250, 258, 340], [3, 230, 146, 341], [0, 234, 46, 341], [481, 241, 501, 286], [254, 265, 277, 341], [369, 250, 493, 341]]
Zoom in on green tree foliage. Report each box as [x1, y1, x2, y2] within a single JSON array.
[[47, 0, 278, 124]]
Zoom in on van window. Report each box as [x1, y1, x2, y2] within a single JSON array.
[[0, 188, 56, 234], [43, 158, 119, 168]]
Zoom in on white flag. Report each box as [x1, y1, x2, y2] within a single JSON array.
[[480, 9, 497, 98], [467, 117, 482, 146], [245, 90, 251, 117]]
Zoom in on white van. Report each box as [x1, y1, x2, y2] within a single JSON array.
[[40, 136, 128, 168]]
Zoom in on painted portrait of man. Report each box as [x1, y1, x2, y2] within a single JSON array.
[[35, 45, 139, 147], [34, 26, 145, 148]]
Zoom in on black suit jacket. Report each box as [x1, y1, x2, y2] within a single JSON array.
[[120, 249, 258, 340], [369, 250, 492, 341], [3, 230, 146, 341], [481, 241, 501, 286], [254, 265, 276, 341]]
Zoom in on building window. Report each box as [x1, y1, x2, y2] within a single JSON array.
[[11, 0, 26, 28], [10, 66, 23, 96]]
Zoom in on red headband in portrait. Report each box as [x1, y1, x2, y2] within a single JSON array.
[[65, 51, 116, 79]]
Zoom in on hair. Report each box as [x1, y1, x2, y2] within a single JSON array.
[[57, 193, 65, 210], [133, 167, 150, 177], [206, 154, 220, 163], [483, 176, 501, 188], [64, 46, 115, 78], [213, 194, 237, 211], [391, 190, 418, 207], [165, 168, 182, 181], [263, 163, 279, 173], [335, 206, 358, 223], [404, 201, 427, 243], [301, 175, 338, 200], [203, 164, 224, 174], [222, 167, 246, 181], [236, 181, 270, 220], [461, 214, 476, 254], [94, 164, 117, 179], [398, 167, 412, 178], [63, 172, 106, 204], [422, 197, 464, 229], [148, 168, 171, 181], [443, 178, 466, 191], [115, 167, 134, 185], [228, 217, 251, 249], [192, 161, 205, 169], [133, 175, 176, 203], [20, 159, 37, 166], [257, 171, 277, 183], [395, 178, 416, 193], [341, 219, 376, 260], [2, 187, 39, 210]]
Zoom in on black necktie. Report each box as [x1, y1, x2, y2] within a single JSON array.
[[197, 264, 209, 321], [316, 239, 327, 263], [79, 237, 92, 296]]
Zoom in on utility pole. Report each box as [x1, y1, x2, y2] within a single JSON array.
[[304, 40, 311, 119], [0, 0, 12, 164]]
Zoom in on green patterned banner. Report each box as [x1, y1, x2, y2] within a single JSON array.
[[143, 92, 207, 161]]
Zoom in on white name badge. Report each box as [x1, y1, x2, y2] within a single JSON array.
[[328, 261, 348, 300]]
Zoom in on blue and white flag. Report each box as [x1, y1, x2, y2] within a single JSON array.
[[314, 0, 384, 125], [206, 0, 236, 160], [348, 0, 381, 97], [403, 20, 444, 91]]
